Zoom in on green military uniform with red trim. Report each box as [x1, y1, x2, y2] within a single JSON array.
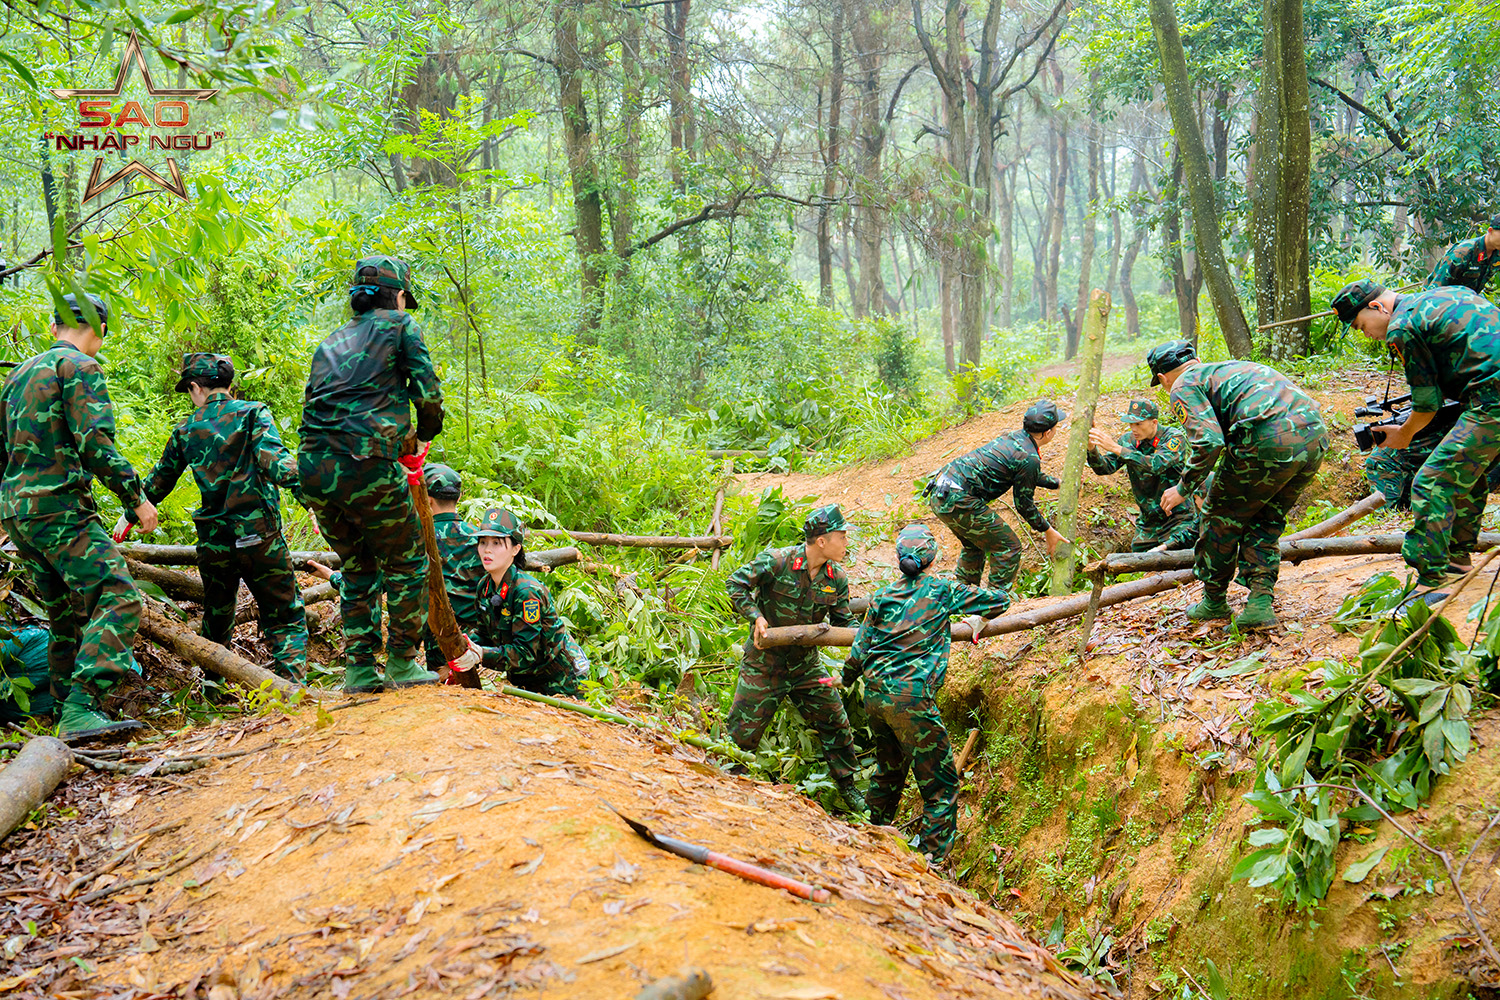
[[1086, 399, 1200, 551], [724, 505, 860, 789], [1427, 226, 1499, 297]]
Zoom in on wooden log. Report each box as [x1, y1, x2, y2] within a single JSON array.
[[121, 543, 342, 569], [1284, 491, 1387, 541], [410, 469, 467, 666], [525, 546, 580, 569], [1093, 530, 1487, 578], [138, 607, 303, 697], [530, 530, 733, 550], [953, 728, 981, 775], [1050, 289, 1111, 595], [126, 559, 205, 602], [234, 582, 337, 627], [0, 737, 72, 844]]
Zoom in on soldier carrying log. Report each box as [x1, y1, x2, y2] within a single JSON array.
[[0, 293, 156, 739]]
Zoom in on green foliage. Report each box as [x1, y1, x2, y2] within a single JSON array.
[[1233, 576, 1488, 907], [872, 319, 921, 399]]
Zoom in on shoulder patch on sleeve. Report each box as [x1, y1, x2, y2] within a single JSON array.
[[522, 597, 541, 624], [1170, 398, 1189, 424]]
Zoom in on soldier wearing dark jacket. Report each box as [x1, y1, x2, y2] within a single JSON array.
[[1426, 215, 1500, 296], [465, 508, 587, 696], [0, 293, 156, 738], [135, 354, 308, 678], [926, 400, 1066, 591], [842, 524, 1009, 859], [1150, 342, 1328, 630], [1337, 280, 1500, 596], [725, 504, 864, 813], [420, 463, 486, 672], [300, 256, 444, 693], [1086, 399, 1199, 551]]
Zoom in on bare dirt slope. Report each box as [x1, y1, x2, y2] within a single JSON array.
[[1, 689, 1108, 1000]]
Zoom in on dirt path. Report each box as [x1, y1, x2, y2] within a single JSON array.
[[2, 690, 1107, 1000]]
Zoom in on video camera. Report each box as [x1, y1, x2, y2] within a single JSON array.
[[1352, 392, 1464, 450]]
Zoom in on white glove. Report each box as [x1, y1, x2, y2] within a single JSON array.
[[450, 640, 483, 672], [111, 514, 132, 543], [961, 614, 988, 644]]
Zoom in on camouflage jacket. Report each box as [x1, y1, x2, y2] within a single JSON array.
[[471, 565, 575, 680], [1168, 361, 1328, 494], [299, 309, 444, 460], [931, 430, 1051, 532], [1087, 426, 1196, 527], [726, 543, 853, 628], [143, 396, 299, 542], [842, 575, 1010, 695], [0, 340, 144, 521], [433, 512, 485, 628], [1426, 235, 1498, 297], [1387, 287, 1500, 412]]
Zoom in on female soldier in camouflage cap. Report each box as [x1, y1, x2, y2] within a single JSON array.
[[464, 508, 589, 695], [842, 524, 1010, 859]]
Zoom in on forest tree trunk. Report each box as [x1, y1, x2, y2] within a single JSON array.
[[556, 3, 605, 339], [1068, 118, 1100, 360], [817, 1, 845, 306]]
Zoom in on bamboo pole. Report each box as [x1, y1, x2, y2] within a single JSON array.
[[138, 608, 304, 698], [0, 737, 72, 843], [1051, 290, 1111, 595], [531, 530, 733, 550]]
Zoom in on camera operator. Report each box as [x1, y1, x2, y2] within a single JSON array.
[[1334, 278, 1500, 598], [1359, 396, 1500, 510]]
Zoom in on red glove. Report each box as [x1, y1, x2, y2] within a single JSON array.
[[397, 443, 430, 487], [111, 515, 132, 543]]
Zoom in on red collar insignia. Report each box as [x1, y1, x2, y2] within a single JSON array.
[[501, 582, 509, 600], [791, 556, 805, 571]]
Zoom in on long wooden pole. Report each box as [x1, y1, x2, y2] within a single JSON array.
[[1050, 289, 1111, 595], [1093, 529, 1465, 578], [121, 543, 582, 570], [137, 607, 304, 697], [531, 529, 733, 550]]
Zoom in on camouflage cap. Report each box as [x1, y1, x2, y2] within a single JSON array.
[[1331, 279, 1387, 325], [424, 463, 462, 500], [1022, 399, 1067, 433], [54, 292, 110, 333], [350, 255, 420, 311], [1147, 340, 1197, 385], [1119, 399, 1159, 423], [475, 507, 524, 542], [895, 524, 939, 570], [174, 352, 234, 392], [804, 504, 848, 539]]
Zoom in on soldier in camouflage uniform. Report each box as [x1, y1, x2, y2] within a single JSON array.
[[1149, 341, 1328, 630], [464, 508, 588, 696], [1363, 408, 1500, 511], [725, 505, 864, 813], [0, 293, 156, 738], [1426, 214, 1500, 296], [1086, 399, 1200, 551], [1336, 279, 1500, 595], [420, 463, 486, 672], [842, 524, 1009, 859], [134, 354, 307, 678], [299, 256, 444, 693], [925, 400, 1066, 591]]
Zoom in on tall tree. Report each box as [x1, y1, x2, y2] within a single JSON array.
[[1146, 0, 1254, 357], [555, 2, 605, 337], [1067, 114, 1100, 360], [817, 0, 846, 306]]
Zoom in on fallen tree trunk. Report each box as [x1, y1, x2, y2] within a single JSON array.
[[765, 492, 1395, 649], [138, 608, 303, 698], [234, 582, 338, 627], [531, 530, 732, 550], [1285, 491, 1386, 541], [121, 544, 342, 569], [0, 737, 73, 843], [1093, 529, 1487, 578], [524, 546, 580, 570], [125, 559, 205, 602]]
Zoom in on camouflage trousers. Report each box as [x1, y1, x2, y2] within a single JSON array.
[[1195, 448, 1324, 595], [931, 496, 1021, 590], [864, 681, 958, 859], [1367, 439, 1500, 512], [198, 530, 306, 678], [2, 510, 141, 697], [299, 453, 428, 663], [725, 644, 858, 781], [1406, 407, 1500, 585], [508, 635, 588, 698], [1132, 508, 1200, 552]]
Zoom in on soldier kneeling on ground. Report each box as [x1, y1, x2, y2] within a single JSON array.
[[1086, 398, 1200, 552]]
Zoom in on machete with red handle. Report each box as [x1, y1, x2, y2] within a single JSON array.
[[605, 801, 831, 903]]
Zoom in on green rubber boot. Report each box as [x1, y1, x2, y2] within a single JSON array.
[[1185, 590, 1231, 621], [58, 691, 141, 741], [836, 776, 868, 817], [342, 659, 385, 694], [1235, 593, 1278, 630], [385, 653, 439, 689]]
